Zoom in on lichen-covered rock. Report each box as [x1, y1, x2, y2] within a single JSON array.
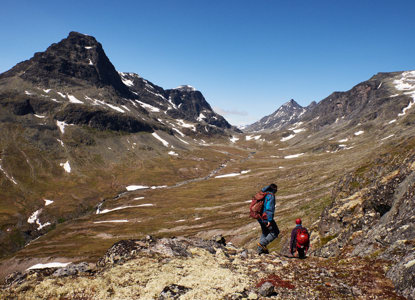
[[258, 281, 274, 296], [158, 284, 191, 299], [0, 236, 404, 299]]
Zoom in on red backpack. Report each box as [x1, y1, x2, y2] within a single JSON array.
[[296, 228, 309, 249], [249, 191, 269, 219]]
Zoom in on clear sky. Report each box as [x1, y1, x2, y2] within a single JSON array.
[[1, 0, 414, 125]]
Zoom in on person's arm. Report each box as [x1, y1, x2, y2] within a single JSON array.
[[264, 194, 275, 224], [290, 228, 296, 254], [261, 185, 270, 192]]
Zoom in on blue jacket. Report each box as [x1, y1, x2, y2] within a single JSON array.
[[261, 186, 275, 222]]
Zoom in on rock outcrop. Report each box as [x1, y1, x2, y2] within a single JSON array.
[[1, 236, 403, 299], [315, 138, 415, 299]]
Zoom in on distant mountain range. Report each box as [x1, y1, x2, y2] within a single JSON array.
[[244, 99, 310, 132], [244, 71, 415, 134]]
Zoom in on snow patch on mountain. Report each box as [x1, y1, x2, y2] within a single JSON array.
[[97, 204, 155, 215], [172, 128, 185, 137], [0, 159, 18, 184], [60, 161, 71, 173], [56, 120, 69, 134], [230, 136, 239, 143], [94, 220, 129, 224], [281, 134, 295, 142], [152, 132, 169, 147], [175, 85, 196, 92], [177, 119, 196, 131], [27, 262, 71, 270], [126, 185, 149, 191], [215, 170, 250, 178], [67, 94, 83, 104], [284, 153, 304, 159], [44, 199, 54, 206], [27, 208, 51, 230], [137, 100, 160, 113]]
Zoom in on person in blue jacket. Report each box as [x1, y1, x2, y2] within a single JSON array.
[[257, 183, 280, 254]]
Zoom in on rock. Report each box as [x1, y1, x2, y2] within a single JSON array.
[[240, 250, 248, 259], [281, 260, 289, 266], [352, 286, 362, 296], [4, 272, 28, 286], [258, 281, 274, 297], [52, 262, 94, 277], [247, 292, 258, 299], [213, 234, 226, 246], [158, 284, 190, 300]]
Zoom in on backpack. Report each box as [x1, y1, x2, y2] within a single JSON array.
[[249, 191, 269, 219], [296, 228, 309, 249]]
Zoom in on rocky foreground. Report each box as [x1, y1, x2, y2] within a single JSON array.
[[1, 236, 405, 299]]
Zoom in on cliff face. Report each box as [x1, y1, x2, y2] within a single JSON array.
[[315, 138, 415, 299], [1, 236, 403, 299]]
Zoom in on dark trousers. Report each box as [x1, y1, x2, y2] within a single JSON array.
[[258, 219, 280, 247], [297, 248, 306, 259]]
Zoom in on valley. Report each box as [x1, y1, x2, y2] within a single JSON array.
[[0, 32, 414, 298]]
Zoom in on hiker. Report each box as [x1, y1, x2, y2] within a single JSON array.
[[256, 184, 280, 254], [290, 218, 310, 259]]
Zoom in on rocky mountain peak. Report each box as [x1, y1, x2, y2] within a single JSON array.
[[244, 99, 307, 132], [174, 85, 197, 92], [1, 31, 131, 97]]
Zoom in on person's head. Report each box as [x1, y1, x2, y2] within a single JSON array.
[[269, 183, 278, 193], [295, 218, 302, 225]]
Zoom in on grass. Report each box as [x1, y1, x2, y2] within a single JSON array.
[[2, 118, 415, 275]]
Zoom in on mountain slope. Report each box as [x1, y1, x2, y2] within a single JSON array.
[[0, 31, 238, 258]]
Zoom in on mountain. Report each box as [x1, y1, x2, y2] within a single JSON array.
[[244, 99, 309, 132], [245, 71, 415, 135], [0, 31, 238, 258], [0, 32, 235, 136], [301, 71, 415, 130]]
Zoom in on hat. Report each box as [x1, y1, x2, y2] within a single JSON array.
[[295, 218, 302, 225]]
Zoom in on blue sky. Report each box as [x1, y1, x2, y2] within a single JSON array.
[[1, 0, 414, 125]]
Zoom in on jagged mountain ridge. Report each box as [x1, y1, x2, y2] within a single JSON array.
[[245, 71, 415, 135], [0, 31, 234, 136], [244, 99, 309, 132]]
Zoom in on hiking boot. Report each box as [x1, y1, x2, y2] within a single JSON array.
[[257, 243, 269, 255]]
